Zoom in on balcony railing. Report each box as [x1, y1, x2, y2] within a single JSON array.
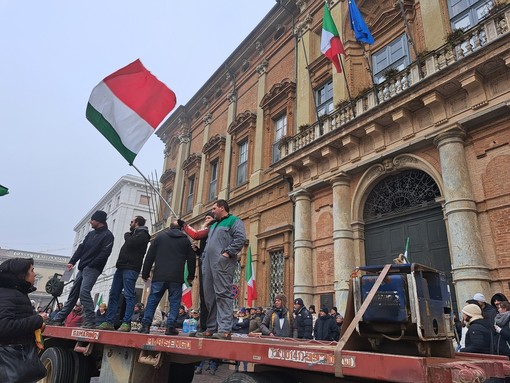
[[279, 7, 510, 159]]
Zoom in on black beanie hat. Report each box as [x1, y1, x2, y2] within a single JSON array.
[[320, 306, 329, 314], [294, 298, 304, 306], [91, 210, 107, 223]]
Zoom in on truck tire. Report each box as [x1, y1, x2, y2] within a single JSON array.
[[70, 352, 93, 383], [39, 347, 75, 383], [222, 372, 272, 383], [167, 362, 195, 383]]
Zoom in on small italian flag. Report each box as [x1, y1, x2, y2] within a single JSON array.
[[0, 184, 8, 197], [86, 59, 176, 164], [246, 246, 257, 307], [182, 263, 192, 309], [321, 2, 345, 73], [94, 293, 103, 312]]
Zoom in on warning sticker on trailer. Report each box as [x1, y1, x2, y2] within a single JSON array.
[[146, 337, 192, 350], [71, 329, 100, 340], [268, 347, 336, 366]]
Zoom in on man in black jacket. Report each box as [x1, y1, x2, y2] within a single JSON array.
[[48, 210, 114, 329], [138, 220, 196, 335], [293, 298, 313, 339], [314, 306, 339, 341], [98, 216, 150, 332]]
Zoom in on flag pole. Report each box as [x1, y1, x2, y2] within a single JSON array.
[[130, 163, 178, 219], [397, 0, 423, 79], [359, 42, 380, 105], [300, 37, 323, 131], [336, 53, 356, 117]]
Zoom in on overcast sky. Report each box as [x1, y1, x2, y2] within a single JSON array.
[[0, 1, 276, 256]]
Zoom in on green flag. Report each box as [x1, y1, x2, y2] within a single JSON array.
[[0, 184, 9, 196]]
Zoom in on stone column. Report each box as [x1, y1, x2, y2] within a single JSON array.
[[292, 189, 313, 303], [193, 113, 212, 215], [433, 129, 490, 309], [170, 130, 190, 220], [218, 91, 236, 201], [331, 174, 354, 315], [250, 60, 268, 188]]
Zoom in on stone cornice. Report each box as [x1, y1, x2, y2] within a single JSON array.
[[260, 79, 296, 110], [203, 134, 227, 155], [228, 111, 257, 135], [181, 153, 202, 172]]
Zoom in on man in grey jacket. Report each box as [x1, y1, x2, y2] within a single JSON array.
[[197, 199, 246, 340]]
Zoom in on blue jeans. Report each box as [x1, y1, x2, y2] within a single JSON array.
[[54, 267, 101, 324], [142, 281, 182, 328], [106, 269, 139, 324]]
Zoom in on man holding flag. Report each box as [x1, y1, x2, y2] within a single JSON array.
[[139, 220, 195, 335]]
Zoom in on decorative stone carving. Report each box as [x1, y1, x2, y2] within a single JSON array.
[[203, 134, 226, 154], [178, 131, 191, 144], [203, 112, 213, 125], [256, 59, 269, 76], [159, 168, 176, 183], [181, 153, 202, 171], [228, 111, 257, 135], [227, 91, 237, 104], [295, 0, 308, 13], [255, 40, 264, 55], [202, 97, 209, 109], [295, 13, 313, 38]]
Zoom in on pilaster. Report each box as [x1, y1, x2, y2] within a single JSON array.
[[218, 92, 236, 200], [193, 113, 212, 216], [250, 60, 268, 188]]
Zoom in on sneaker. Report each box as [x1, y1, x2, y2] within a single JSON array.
[[138, 324, 150, 334], [98, 322, 115, 331], [46, 319, 64, 326], [165, 327, 179, 336], [195, 368, 202, 375], [118, 322, 131, 332], [195, 330, 214, 338], [188, 331, 197, 337], [212, 331, 231, 340], [81, 322, 96, 329]]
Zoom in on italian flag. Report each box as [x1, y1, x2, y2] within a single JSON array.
[[86, 59, 176, 164], [182, 263, 192, 309], [94, 294, 103, 312], [321, 3, 345, 73], [0, 184, 8, 197], [246, 246, 257, 307]]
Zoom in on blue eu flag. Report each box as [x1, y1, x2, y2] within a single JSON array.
[[348, 0, 374, 45]]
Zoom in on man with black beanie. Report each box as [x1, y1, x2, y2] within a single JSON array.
[[293, 298, 313, 339], [48, 210, 114, 329]]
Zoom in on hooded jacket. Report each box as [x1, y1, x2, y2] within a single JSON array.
[[141, 228, 196, 283], [0, 265, 42, 345], [69, 225, 114, 272], [115, 226, 151, 272]]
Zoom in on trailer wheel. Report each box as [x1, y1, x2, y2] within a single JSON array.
[[71, 352, 93, 383], [39, 347, 75, 383], [167, 362, 195, 383], [222, 372, 271, 383]]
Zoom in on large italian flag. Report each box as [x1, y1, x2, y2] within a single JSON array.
[[86, 59, 176, 164], [182, 262, 192, 309], [246, 246, 257, 307], [321, 3, 345, 73]]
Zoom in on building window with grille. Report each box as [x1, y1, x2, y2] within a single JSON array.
[[448, 0, 494, 30], [237, 140, 248, 185], [209, 160, 218, 202], [185, 176, 195, 214], [316, 80, 334, 117], [372, 34, 410, 84], [272, 114, 287, 164], [269, 249, 285, 305]]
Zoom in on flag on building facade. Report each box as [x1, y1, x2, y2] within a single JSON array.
[[321, 3, 345, 73], [182, 262, 192, 308], [348, 0, 375, 44], [404, 237, 410, 262], [86, 59, 176, 165], [94, 293, 103, 312], [246, 246, 257, 307], [0, 184, 8, 196]]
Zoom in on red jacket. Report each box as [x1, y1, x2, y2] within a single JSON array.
[[65, 311, 83, 327]]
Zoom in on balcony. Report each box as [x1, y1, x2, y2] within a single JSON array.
[[278, 7, 510, 161]]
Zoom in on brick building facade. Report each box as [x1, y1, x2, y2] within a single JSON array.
[[155, 0, 510, 314]]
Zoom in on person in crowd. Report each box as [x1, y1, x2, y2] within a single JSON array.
[[139, 220, 196, 335], [95, 303, 107, 325], [233, 307, 250, 372], [260, 294, 294, 338], [47, 210, 114, 329], [491, 293, 509, 310], [330, 307, 344, 339], [180, 212, 216, 335], [37, 306, 43, 314], [175, 305, 189, 329], [196, 199, 246, 340], [293, 298, 313, 339], [195, 359, 220, 375], [459, 303, 493, 354], [49, 302, 63, 320], [98, 215, 151, 332], [472, 293, 498, 325], [256, 306, 265, 322], [30, 299, 37, 313], [249, 307, 262, 333], [0, 258, 48, 346], [309, 304, 318, 329], [131, 303, 144, 324], [494, 301, 510, 357], [314, 306, 339, 341], [453, 311, 463, 350], [65, 303, 84, 327]]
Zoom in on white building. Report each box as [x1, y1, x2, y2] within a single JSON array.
[[63, 174, 158, 306]]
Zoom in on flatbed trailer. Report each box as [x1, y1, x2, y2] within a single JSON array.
[[40, 325, 510, 383]]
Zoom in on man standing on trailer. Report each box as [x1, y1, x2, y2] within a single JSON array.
[[197, 199, 246, 340]]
